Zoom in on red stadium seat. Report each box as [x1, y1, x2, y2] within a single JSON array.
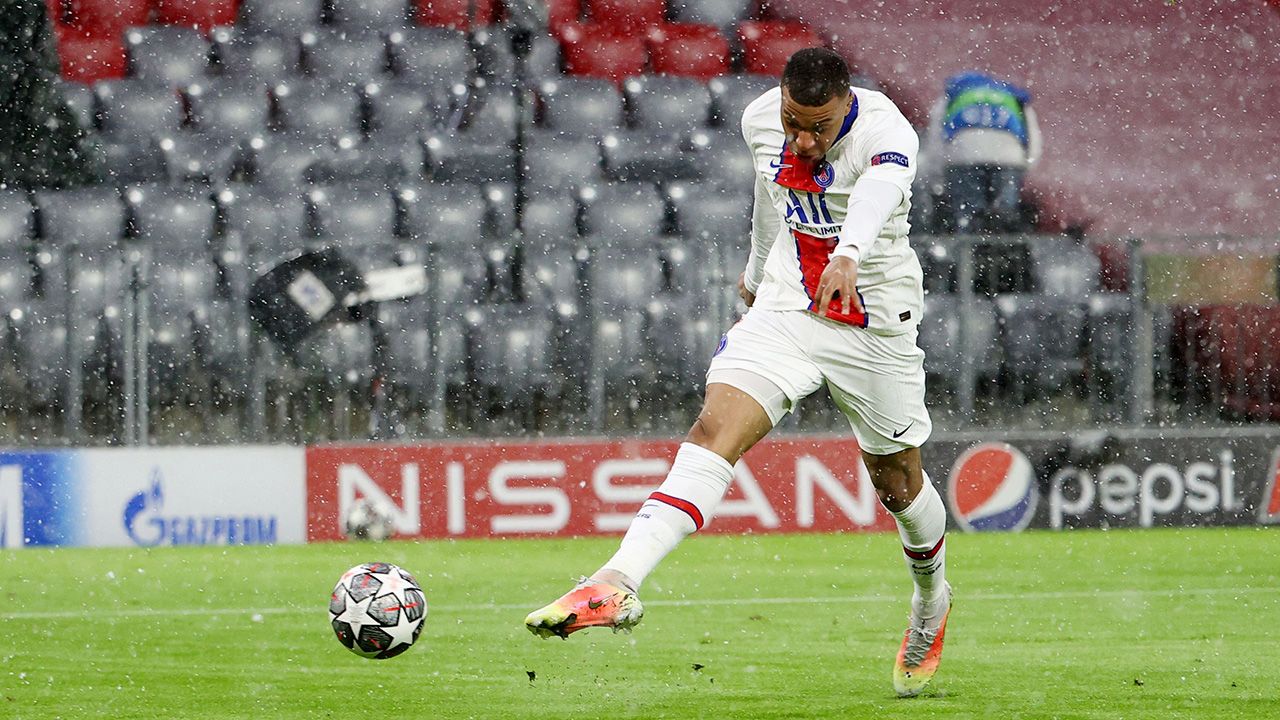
[[647, 23, 729, 80], [56, 33, 128, 82], [153, 0, 238, 30], [413, 0, 495, 30], [737, 20, 821, 76], [67, 0, 153, 37], [545, 0, 582, 34], [586, 0, 664, 31], [559, 24, 647, 85]]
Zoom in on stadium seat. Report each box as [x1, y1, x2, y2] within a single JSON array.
[[398, 183, 488, 245], [536, 76, 623, 137], [413, 0, 495, 29], [670, 0, 753, 28], [34, 187, 127, 248], [184, 80, 272, 139], [463, 304, 558, 421], [737, 21, 821, 76], [578, 182, 667, 239], [1085, 293, 1136, 405], [242, 134, 337, 189], [124, 183, 218, 246], [94, 80, 185, 139], [66, 0, 153, 38], [124, 26, 210, 88], [386, 27, 475, 86], [270, 80, 363, 141], [55, 79, 97, 130], [148, 244, 220, 397], [153, 0, 238, 30], [521, 188, 582, 242], [7, 302, 73, 410], [57, 35, 128, 83], [919, 293, 1000, 389], [299, 29, 390, 86], [996, 293, 1086, 398], [558, 25, 647, 84], [155, 131, 243, 184], [707, 73, 775, 127], [209, 28, 298, 83], [917, 237, 959, 295], [1029, 238, 1101, 299], [304, 138, 424, 188], [237, 0, 325, 36], [687, 128, 756, 192], [308, 187, 398, 248], [599, 130, 692, 184], [544, 0, 582, 33], [667, 180, 751, 246], [327, 0, 412, 30], [471, 26, 562, 82], [623, 75, 712, 133], [521, 130, 606, 192], [97, 137, 168, 184], [456, 85, 526, 139], [522, 236, 585, 305], [586, 0, 663, 31], [421, 130, 515, 185], [0, 191, 35, 250], [362, 81, 448, 139], [646, 23, 730, 81], [217, 185, 308, 259]]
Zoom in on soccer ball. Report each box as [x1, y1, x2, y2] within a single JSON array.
[[343, 498, 396, 541], [329, 562, 427, 659]]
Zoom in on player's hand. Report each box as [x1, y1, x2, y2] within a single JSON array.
[[815, 255, 864, 317], [737, 273, 756, 307]]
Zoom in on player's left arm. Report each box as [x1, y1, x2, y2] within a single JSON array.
[[815, 113, 919, 316]]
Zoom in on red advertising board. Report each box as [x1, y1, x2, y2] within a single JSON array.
[[306, 436, 896, 541]]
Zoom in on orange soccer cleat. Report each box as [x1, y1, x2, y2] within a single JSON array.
[[524, 578, 644, 639], [893, 582, 953, 697]]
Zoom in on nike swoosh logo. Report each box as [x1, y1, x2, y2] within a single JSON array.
[[768, 160, 792, 169], [892, 422, 914, 439], [586, 596, 610, 610]]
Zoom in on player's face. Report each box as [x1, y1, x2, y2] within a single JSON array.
[[780, 87, 853, 160]]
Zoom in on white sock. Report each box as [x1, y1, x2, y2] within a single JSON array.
[[887, 475, 948, 615], [600, 442, 734, 590]]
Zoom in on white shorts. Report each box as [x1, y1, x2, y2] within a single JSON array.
[[706, 308, 932, 455]]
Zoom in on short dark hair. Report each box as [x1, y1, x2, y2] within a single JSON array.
[[781, 48, 851, 106]]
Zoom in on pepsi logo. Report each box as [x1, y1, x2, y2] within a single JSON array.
[[947, 442, 1037, 532]]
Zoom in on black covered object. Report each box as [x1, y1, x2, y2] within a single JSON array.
[[248, 248, 365, 355]]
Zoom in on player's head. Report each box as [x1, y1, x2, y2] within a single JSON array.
[[780, 47, 854, 160]]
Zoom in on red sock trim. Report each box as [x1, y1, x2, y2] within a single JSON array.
[[648, 491, 704, 530], [903, 535, 945, 560]]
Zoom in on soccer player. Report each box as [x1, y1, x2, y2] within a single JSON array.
[[525, 48, 952, 698]]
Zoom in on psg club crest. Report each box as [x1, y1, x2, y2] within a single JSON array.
[[946, 442, 1038, 532], [813, 160, 835, 188]]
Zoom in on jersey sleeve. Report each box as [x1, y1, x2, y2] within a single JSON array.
[[855, 111, 920, 196]]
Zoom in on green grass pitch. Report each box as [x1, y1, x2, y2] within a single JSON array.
[[1, 527, 1276, 719]]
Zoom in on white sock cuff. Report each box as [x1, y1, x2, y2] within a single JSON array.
[[645, 442, 735, 531], [890, 475, 946, 551], [676, 442, 735, 477]]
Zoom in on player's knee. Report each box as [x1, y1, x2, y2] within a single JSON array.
[[684, 414, 743, 464], [864, 449, 919, 510]]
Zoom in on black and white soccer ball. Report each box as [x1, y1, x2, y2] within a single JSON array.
[[329, 562, 427, 659], [343, 498, 396, 541]]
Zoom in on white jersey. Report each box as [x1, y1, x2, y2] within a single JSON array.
[[741, 86, 924, 335]]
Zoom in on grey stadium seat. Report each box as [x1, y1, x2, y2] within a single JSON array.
[[668, 180, 751, 244], [1029, 238, 1101, 299], [918, 293, 1000, 389], [708, 74, 775, 128], [56, 80, 96, 131], [242, 134, 335, 189], [362, 80, 454, 139], [398, 183, 488, 245], [124, 184, 218, 247], [209, 28, 298, 83], [387, 27, 475, 86], [125, 26, 210, 88], [471, 26, 561, 82], [421, 131, 515, 185], [270, 80, 363, 141], [308, 187, 398, 248], [464, 304, 558, 420], [237, 0, 325, 36], [521, 188, 581, 243], [688, 128, 756, 191], [184, 80, 272, 139], [217, 185, 308, 261], [147, 245, 221, 398], [600, 131, 693, 184], [670, 0, 754, 28], [34, 187, 126, 248], [0, 191, 34, 249], [457, 85, 528, 139], [579, 182, 668, 239], [155, 131, 243, 185], [995, 293, 1086, 396], [537, 77, 623, 137], [624, 75, 712, 134], [1086, 293, 1136, 402], [521, 130, 605, 192], [94, 81, 185, 140], [299, 29, 389, 86], [303, 139, 424, 189], [326, 0, 412, 29]]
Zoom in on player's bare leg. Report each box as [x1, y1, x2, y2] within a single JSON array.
[[526, 383, 773, 639], [864, 448, 953, 697]]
